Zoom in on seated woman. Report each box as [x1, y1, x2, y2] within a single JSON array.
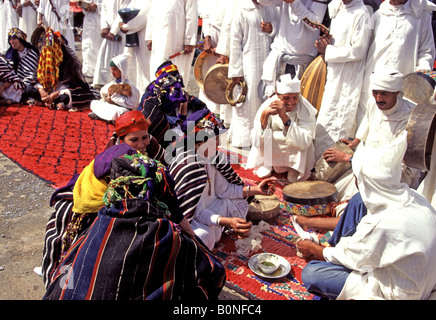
[[138, 60, 207, 148], [43, 150, 225, 300], [0, 27, 39, 105], [25, 28, 98, 111], [41, 110, 179, 288], [168, 109, 276, 250], [89, 54, 141, 122]]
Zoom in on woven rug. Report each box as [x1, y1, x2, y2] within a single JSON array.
[[0, 104, 113, 188], [214, 149, 331, 300]]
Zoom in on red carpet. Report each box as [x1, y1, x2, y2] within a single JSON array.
[[0, 104, 114, 188]]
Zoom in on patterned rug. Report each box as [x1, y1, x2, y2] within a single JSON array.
[[0, 104, 113, 188], [214, 151, 331, 300]]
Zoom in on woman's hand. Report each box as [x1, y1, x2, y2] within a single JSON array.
[[220, 217, 252, 239]]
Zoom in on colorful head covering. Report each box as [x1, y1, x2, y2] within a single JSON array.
[[181, 109, 227, 139], [37, 28, 64, 93], [145, 60, 187, 112], [8, 27, 27, 41], [115, 110, 151, 137]]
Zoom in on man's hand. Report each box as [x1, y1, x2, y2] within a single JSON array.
[[260, 22, 273, 34], [101, 28, 110, 39], [315, 35, 332, 54], [184, 44, 195, 54], [323, 148, 352, 163], [296, 239, 326, 260], [203, 35, 215, 54], [340, 138, 360, 150]]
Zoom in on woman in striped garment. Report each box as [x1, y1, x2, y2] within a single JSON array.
[[168, 109, 276, 250], [43, 151, 225, 300]]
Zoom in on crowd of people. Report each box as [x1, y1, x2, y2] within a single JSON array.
[[1, 0, 436, 300]]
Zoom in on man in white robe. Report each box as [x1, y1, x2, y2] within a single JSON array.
[[145, 0, 197, 84], [356, 0, 436, 131], [37, 0, 75, 52], [92, 0, 130, 87], [0, 0, 20, 54], [17, 0, 39, 37], [89, 54, 140, 122], [81, 0, 103, 79], [258, 0, 327, 97], [227, 0, 280, 148], [118, 0, 151, 93], [246, 74, 317, 182], [298, 131, 436, 300], [313, 0, 371, 161]]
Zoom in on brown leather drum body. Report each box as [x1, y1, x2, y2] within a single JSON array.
[[300, 55, 327, 113], [204, 64, 232, 104], [314, 141, 354, 183], [404, 104, 436, 171], [247, 195, 281, 222], [282, 181, 337, 216], [193, 51, 218, 90]]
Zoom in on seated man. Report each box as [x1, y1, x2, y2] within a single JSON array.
[[297, 131, 436, 300], [89, 54, 141, 122], [168, 109, 276, 250], [246, 73, 317, 183], [296, 66, 419, 231]]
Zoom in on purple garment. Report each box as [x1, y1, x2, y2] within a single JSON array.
[[93, 143, 138, 179]]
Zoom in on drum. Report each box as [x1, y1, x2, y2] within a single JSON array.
[[300, 55, 327, 113], [404, 103, 436, 171], [313, 141, 354, 183], [282, 181, 337, 216], [402, 70, 436, 105], [203, 63, 232, 104], [247, 195, 281, 222], [193, 51, 219, 90]]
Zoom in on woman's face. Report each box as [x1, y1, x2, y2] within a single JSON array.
[[120, 130, 150, 154], [9, 37, 24, 52]]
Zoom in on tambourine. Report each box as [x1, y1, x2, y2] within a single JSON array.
[[225, 80, 248, 106]]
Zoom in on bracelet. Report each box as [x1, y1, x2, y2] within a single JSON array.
[[217, 216, 221, 227], [246, 185, 250, 197]]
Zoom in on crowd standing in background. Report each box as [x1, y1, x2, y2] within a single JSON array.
[[1, 0, 436, 300]]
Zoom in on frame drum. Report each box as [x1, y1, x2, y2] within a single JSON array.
[[247, 195, 281, 222], [402, 70, 436, 105], [404, 103, 436, 171], [204, 63, 232, 104], [282, 181, 337, 216], [193, 51, 219, 90]]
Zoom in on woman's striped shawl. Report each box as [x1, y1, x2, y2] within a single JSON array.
[[42, 198, 226, 300], [168, 148, 244, 221]]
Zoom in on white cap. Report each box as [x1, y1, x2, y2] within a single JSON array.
[[369, 66, 403, 93], [276, 73, 301, 94]]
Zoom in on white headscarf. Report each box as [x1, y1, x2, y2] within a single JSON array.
[[111, 54, 129, 82], [369, 66, 404, 93], [352, 131, 412, 216], [276, 74, 301, 94]]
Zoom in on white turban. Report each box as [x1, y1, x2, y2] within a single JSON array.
[[369, 66, 404, 93], [276, 74, 301, 94]]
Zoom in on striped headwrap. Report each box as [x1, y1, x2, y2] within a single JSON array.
[[37, 28, 63, 93]]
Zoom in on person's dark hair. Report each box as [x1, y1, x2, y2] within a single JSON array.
[[59, 41, 86, 83]]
